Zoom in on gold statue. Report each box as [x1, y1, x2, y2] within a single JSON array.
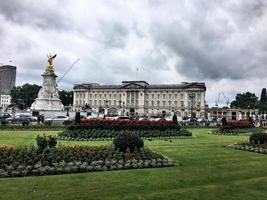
[[46, 54, 57, 73]]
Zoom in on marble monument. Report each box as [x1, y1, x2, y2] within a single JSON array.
[[31, 54, 64, 111]]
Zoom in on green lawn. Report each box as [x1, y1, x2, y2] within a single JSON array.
[[0, 129, 267, 200]]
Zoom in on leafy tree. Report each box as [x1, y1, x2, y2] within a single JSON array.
[[230, 92, 258, 109], [260, 88, 267, 103], [59, 90, 73, 106], [10, 84, 41, 109], [258, 88, 267, 113]]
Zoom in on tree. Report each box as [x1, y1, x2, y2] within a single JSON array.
[[258, 88, 267, 113], [260, 88, 267, 103], [59, 90, 73, 106], [230, 92, 258, 109], [10, 84, 41, 109]]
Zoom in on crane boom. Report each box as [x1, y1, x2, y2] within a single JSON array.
[[57, 58, 80, 84], [215, 92, 230, 107]]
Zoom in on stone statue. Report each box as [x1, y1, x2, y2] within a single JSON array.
[[31, 54, 64, 111], [46, 54, 57, 73]]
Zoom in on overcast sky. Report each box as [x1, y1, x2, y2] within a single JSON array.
[[0, 0, 267, 106]]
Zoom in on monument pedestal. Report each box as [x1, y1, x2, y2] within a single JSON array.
[[31, 71, 64, 111]]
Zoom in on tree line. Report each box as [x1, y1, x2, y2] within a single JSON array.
[[230, 88, 267, 113]]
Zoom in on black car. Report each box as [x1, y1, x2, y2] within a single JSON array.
[[6, 114, 34, 124], [0, 112, 12, 121]]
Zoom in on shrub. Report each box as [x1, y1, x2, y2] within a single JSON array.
[[0, 120, 8, 127], [44, 121, 52, 126], [249, 132, 267, 144], [113, 132, 144, 152], [63, 120, 72, 126], [47, 135, 57, 148], [36, 134, 57, 152], [22, 121, 29, 126], [36, 135, 48, 151]]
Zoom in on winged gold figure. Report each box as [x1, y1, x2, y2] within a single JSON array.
[[46, 54, 57, 73]]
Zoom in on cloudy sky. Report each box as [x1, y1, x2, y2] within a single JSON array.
[[0, 0, 267, 106]]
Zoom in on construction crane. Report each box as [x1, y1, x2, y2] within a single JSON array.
[[57, 58, 80, 84], [215, 92, 230, 107]]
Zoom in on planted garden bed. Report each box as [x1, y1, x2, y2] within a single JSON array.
[[0, 145, 174, 178], [58, 129, 192, 141], [211, 120, 255, 135], [227, 143, 267, 154], [226, 131, 267, 154], [0, 133, 174, 178], [58, 119, 192, 140]]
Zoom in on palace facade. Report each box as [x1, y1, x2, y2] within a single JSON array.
[[73, 81, 206, 118]]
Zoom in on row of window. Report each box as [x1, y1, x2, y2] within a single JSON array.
[[76, 93, 202, 100], [75, 99, 202, 108]]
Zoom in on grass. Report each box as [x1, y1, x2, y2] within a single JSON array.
[[0, 129, 267, 200]]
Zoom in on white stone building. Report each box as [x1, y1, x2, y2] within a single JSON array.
[[73, 81, 206, 118], [0, 94, 11, 108]]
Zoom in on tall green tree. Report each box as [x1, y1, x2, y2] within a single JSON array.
[[59, 90, 73, 106], [10, 84, 41, 109], [260, 88, 267, 103], [258, 88, 267, 112], [230, 92, 258, 109]]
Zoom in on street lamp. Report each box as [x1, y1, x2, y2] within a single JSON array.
[[188, 94, 195, 120], [122, 102, 125, 116]]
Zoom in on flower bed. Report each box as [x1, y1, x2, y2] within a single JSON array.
[[79, 119, 180, 131], [226, 143, 267, 154], [58, 129, 192, 141], [210, 128, 257, 135], [211, 120, 255, 135], [0, 145, 174, 178]]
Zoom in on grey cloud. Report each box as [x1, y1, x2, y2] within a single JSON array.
[[0, 0, 72, 30], [1, 0, 267, 104], [149, 1, 267, 80], [100, 21, 130, 49]]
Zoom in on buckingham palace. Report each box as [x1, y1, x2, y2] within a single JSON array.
[[73, 81, 206, 118]]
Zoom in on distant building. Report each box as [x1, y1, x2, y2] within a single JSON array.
[[0, 65, 16, 95], [0, 65, 16, 109], [0, 94, 11, 108], [207, 107, 259, 120], [73, 81, 206, 118]]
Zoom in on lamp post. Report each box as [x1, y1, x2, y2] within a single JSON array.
[[188, 94, 195, 120], [122, 102, 125, 116]]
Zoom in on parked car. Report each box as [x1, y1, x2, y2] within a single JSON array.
[[149, 116, 162, 121], [0, 112, 11, 121], [44, 116, 69, 125], [6, 114, 35, 124], [113, 116, 130, 120]]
